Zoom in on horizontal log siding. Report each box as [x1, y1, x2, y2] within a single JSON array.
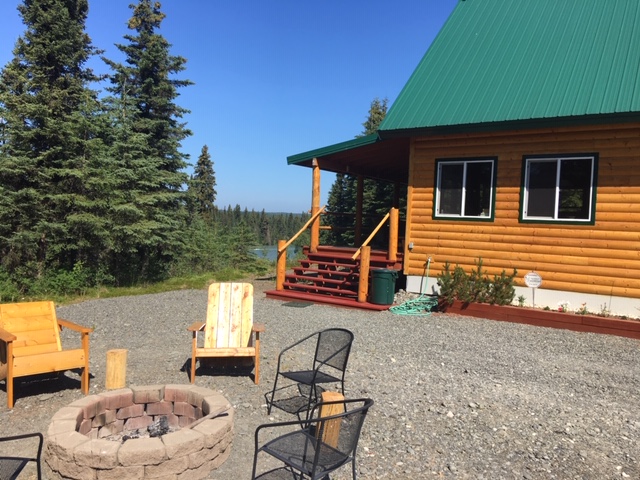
[[406, 122, 640, 299]]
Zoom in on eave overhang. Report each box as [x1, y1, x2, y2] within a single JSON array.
[[287, 134, 411, 185]]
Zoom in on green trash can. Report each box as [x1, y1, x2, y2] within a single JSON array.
[[370, 269, 398, 305]]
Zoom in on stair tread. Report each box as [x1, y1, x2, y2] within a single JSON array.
[[285, 275, 358, 286], [282, 282, 358, 296]]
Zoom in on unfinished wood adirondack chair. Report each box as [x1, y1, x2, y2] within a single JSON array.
[[188, 282, 264, 384], [0, 301, 93, 409]]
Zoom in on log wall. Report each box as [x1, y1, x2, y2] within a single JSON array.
[[405, 122, 640, 299]]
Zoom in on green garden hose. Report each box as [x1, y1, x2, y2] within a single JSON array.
[[390, 257, 439, 315]]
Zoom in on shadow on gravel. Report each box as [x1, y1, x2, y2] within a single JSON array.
[[180, 358, 256, 383], [1, 369, 92, 405]]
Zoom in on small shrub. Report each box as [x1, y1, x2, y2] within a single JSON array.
[[517, 295, 526, 307], [436, 262, 456, 306], [489, 268, 517, 305], [576, 303, 589, 315], [437, 257, 516, 307]]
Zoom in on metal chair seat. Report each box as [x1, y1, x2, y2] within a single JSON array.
[[280, 369, 341, 386], [0, 433, 43, 480], [261, 429, 350, 477]]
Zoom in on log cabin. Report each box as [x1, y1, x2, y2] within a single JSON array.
[[276, 0, 640, 317]]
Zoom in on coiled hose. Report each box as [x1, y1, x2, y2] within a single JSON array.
[[390, 257, 439, 315]]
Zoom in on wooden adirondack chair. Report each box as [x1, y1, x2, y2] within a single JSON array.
[[188, 282, 264, 384], [0, 301, 93, 409]]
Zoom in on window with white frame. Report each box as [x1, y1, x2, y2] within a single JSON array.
[[522, 154, 596, 222], [435, 158, 495, 219]]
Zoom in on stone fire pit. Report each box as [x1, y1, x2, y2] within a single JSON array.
[[45, 385, 234, 479]]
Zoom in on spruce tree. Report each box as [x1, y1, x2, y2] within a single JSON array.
[[103, 0, 192, 281], [0, 0, 109, 281], [189, 144, 216, 223], [324, 97, 395, 246]]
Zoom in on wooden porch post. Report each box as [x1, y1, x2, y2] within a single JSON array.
[[388, 207, 398, 262], [358, 245, 371, 303], [355, 175, 364, 245], [276, 239, 286, 291], [311, 158, 321, 253]]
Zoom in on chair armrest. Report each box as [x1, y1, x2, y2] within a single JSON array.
[[0, 326, 16, 343], [0, 432, 43, 460], [57, 318, 94, 334], [0, 431, 44, 445], [254, 416, 312, 445], [252, 323, 265, 333], [187, 322, 205, 332]]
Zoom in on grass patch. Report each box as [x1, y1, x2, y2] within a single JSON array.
[[57, 269, 253, 305]]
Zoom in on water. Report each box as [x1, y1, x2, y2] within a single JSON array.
[[250, 245, 299, 261]]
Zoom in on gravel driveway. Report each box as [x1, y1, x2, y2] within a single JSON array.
[[1, 279, 639, 479]]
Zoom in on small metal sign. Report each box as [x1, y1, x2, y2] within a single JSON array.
[[524, 272, 542, 288]]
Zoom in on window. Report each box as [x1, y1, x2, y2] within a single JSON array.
[[522, 155, 596, 223], [435, 158, 495, 219]]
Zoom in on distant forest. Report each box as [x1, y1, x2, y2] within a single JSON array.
[[213, 206, 310, 247]]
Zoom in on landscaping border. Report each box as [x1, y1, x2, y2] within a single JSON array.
[[440, 300, 640, 340]]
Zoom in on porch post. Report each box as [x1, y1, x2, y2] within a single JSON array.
[[276, 239, 286, 291], [310, 158, 321, 253], [354, 175, 364, 245], [388, 207, 398, 262], [358, 245, 371, 303]]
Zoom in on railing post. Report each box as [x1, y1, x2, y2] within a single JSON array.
[[276, 239, 286, 291], [311, 158, 321, 253], [355, 175, 363, 245], [358, 246, 371, 303], [388, 207, 398, 262]]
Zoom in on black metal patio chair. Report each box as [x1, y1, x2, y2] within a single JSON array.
[[265, 328, 354, 419], [252, 397, 374, 480], [0, 432, 43, 480]]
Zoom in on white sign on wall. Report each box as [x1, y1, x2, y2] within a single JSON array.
[[524, 272, 542, 288]]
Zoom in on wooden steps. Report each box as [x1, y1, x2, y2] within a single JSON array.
[[265, 245, 403, 310], [263, 289, 391, 311]]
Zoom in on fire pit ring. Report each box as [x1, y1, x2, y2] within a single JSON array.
[[44, 385, 234, 480]]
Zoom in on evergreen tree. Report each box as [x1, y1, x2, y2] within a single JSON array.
[[324, 97, 396, 246], [103, 0, 192, 281], [0, 0, 109, 281], [360, 97, 388, 138], [188, 144, 216, 223]]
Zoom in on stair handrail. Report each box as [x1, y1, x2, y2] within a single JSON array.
[[278, 205, 326, 253], [351, 211, 391, 260]]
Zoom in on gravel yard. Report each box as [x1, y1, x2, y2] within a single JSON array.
[[1, 279, 639, 479]]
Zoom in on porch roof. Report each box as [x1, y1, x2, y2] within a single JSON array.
[[286, 134, 410, 184]]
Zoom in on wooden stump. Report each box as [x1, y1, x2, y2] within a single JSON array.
[[318, 391, 345, 448], [106, 349, 127, 389]]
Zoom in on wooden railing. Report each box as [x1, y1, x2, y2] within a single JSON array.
[[353, 207, 399, 302], [276, 206, 325, 290], [274, 206, 400, 302]]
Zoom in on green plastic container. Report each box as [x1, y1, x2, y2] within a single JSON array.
[[370, 269, 398, 305]]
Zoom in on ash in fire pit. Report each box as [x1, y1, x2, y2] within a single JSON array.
[[104, 415, 175, 442], [45, 385, 234, 480]]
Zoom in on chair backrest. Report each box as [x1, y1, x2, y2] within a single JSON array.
[[0, 301, 61, 356], [314, 328, 353, 372], [313, 397, 373, 463], [204, 283, 253, 349]]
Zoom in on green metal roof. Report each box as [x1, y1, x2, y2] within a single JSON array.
[[380, 0, 640, 134], [287, 134, 379, 165]]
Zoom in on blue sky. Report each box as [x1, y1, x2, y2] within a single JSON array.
[[0, 0, 458, 213]]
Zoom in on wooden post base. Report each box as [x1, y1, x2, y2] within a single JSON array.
[[106, 349, 128, 390]]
